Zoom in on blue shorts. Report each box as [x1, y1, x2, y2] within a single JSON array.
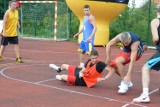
[[78, 40, 94, 55], [146, 51, 160, 71]]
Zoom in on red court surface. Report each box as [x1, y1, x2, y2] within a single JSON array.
[[0, 38, 160, 107]]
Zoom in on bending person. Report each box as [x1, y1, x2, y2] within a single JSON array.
[[99, 32, 145, 94]]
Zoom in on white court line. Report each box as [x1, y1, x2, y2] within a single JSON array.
[[35, 78, 56, 84], [149, 88, 159, 95], [122, 88, 159, 107], [0, 64, 146, 107]]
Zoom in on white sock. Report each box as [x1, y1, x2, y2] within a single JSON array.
[[54, 66, 59, 71], [143, 88, 149, 96], [50, 64, 59, 71], [56, 75, 62, 80]]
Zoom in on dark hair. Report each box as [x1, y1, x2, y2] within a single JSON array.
[[84, 4, 90, 9], [90, 50, 99, 56]]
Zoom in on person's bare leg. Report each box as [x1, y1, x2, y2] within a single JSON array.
[[106, 66, 121, 77], [115, 57, 126, 80], [61, 74, 68, 81], [54, 64, 69, 81], [14, 44, 20, 58], [60, 64, 69, 71], [0, 45, 6, 58], [132, 64, 151, 102], [79, 53, 84, 67], [142, 65, 151, 95], [105, 66, 116, 79]]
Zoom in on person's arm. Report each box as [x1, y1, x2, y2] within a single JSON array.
[[79, 59, 90, 77], [79, 67, 86, 78], [124, 41, 139, 83], [73, 27, 83, 38], [17, 21, 20, 29], [97, 66, 114, 82], [87, 15, 97, 42], [73, 16, 85, 38], [106, 34, 121, 65], [2, 11, 8, 36], [151, 19, 159, 45]]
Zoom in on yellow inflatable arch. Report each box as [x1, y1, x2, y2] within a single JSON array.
[[66, 0, 129, 46]]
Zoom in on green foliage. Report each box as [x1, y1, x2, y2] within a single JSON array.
[[110, 1, 157, 45], [69, 12, 79, 38]]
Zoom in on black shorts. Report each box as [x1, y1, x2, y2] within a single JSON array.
[[146, 50, 160, 71], [75, 68, 87, 86], [1, 36, 19, 46]]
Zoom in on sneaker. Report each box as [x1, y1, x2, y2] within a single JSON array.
[[133, 93, 150, 103], [16, 57, 23, 63], [49, 64, 61, 73], [0, 56, 2, 61], [56, 75, 62, 80], [86, 51, 91, 55], [118, 81, 129, 94], [128, 81, 133, 88], [118, 81, 133, 88]]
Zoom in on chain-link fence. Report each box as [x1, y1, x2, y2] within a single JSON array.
[[19, 1, 69, 40]]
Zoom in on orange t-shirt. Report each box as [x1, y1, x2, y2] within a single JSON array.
[[83, 60, 103, 88]]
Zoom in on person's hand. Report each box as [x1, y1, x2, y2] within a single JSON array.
[[97, 78, 106, 82], [87, 36, 92, 42], [79, 71, 84, 78], [2, 32, 6, 36], [73, 34, 78, 38], [123, 75, 131, 84], [18, 25, 20, 29]]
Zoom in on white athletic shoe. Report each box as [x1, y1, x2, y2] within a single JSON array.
[[118, 81, 129, 94], [128, 81, 133, 88], [56, 75, 62, 80], [118, 81, 133, 88], [49, 64, 61, 73], [133, 93, 150, 103]]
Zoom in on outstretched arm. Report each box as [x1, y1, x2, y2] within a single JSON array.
[[106, 34, 121, 65], [97, 66, 115, 82], [124, 41, 139, 83], [73, 27, 83, 38]]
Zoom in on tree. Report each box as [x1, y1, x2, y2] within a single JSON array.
[[109, 0, 157, 44]]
